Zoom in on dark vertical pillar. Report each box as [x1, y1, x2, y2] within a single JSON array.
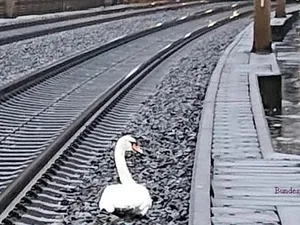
[[252, 0, 272, 53], [275, 0, 286, 18]]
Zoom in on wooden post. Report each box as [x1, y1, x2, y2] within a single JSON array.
[[4, 0, 16, 18], [275, 0, 286, 18], [252, 0, 272, 53]]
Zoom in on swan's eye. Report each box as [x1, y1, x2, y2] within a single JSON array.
[[131, 142, 143, 154], [129, 141, 137, 147], [131, 142, 137, 149]]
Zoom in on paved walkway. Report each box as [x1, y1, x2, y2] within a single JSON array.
[[210, 24, 300, 225], [190, 12, 300, 225]]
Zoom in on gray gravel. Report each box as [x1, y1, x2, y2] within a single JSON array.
[[57, 18, 251, 225], [0, 5, 126, 27], [0, 3, 202, 27], [0, 2, 238, 88]]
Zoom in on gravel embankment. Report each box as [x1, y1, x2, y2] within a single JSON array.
[[57, 18, 251, 225], [0, 3, 199, 27], [0, 5, 123, 27], [0, 2, 237, 87]]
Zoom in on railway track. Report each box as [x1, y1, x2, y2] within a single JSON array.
[[0, 1, 250, 95], [0, 6, 253, 224], [0, 0, 207, 31], [0, 1, 252, 46]]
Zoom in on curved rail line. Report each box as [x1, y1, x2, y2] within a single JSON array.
[[0, 8, 253, 193], [0, 1, 252, 46], [0, 0, 207, 31], [0, 4, 252, 201], [0, 2, 250, 99], [0, 10, 253, 224]]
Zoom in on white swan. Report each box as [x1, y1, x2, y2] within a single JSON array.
[[99, 135, 152, 216]]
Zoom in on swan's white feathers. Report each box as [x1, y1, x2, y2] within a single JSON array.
[[99, 183, 152, 215], [98, 135, 152, 216]]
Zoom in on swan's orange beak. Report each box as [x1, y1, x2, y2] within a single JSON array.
[[132, 143, 143, 154]]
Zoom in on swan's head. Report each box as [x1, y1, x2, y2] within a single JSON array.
[[116, 135, 143, 154]]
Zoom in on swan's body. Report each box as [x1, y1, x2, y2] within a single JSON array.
[[99, 183, 152, 215], [99, 135, 152, 216]]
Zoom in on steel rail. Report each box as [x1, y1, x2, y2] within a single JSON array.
[[0, 2, 252, 46], [0, 1, 234, 46], [0, 0, 208, 31], [0, 9, 253, 224], [0, 2, 251, 100], [0, 7, 253, 197]]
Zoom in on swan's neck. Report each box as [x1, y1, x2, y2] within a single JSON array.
[[115, 144, 136, 185]]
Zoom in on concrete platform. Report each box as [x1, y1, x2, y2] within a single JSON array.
[[189, 11, 300, 225]]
